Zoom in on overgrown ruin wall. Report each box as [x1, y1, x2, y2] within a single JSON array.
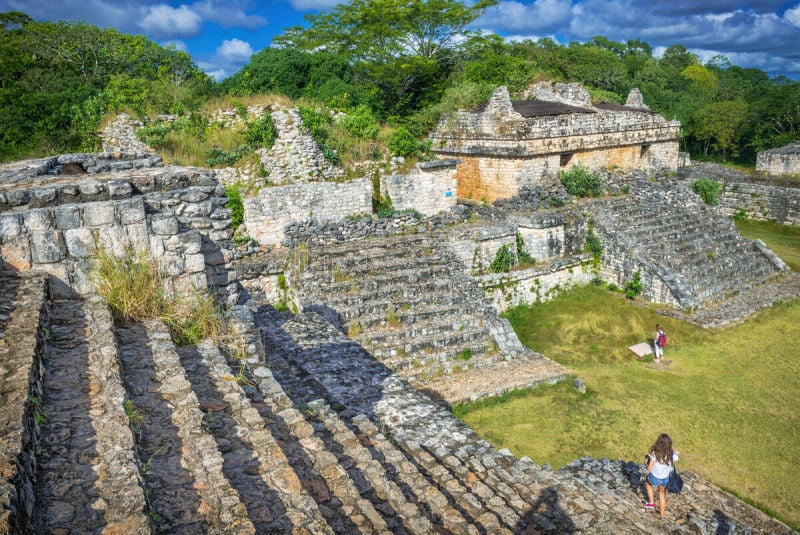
[[756, 141, 800, 176], [719, 181, 800, 225], [243, 178, 372, 247]]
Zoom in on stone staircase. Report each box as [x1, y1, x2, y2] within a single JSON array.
[[293, 234, 569, 400], [591, 179, 787, 310]]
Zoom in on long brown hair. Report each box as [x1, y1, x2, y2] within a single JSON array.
[[650, 433, 673, 465]]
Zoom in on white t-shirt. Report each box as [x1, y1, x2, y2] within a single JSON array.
[[649, 451, 678, 479]]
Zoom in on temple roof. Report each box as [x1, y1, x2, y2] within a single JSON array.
[[472, 99, 655, 117]]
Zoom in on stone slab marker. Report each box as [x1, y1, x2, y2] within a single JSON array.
[[628, 342, 653, 358]]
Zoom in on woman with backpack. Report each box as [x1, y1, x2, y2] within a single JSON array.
[[654, 324, 666, 360], [644, 433, 680, 517]]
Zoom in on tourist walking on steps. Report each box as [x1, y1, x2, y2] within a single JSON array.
[[644, 433, 679, 518], [654, 324, 666, 360]]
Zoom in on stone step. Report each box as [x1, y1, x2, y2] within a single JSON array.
[[0, 272, 49, 533], [344, 302, 469, 329], [177, 341, 335, 534], [318, 293, 474, 325], [245, 359, 393, 534], [355, 313, 487, 348], [304, 235, 437, 263], [304, 276, 457, 309], [302, 249, 451, 278], [115, 321, 254, 534], [307, 401, 433, 535], [301, 263, 454, 296], [368, 326, 491, 361], [349, 415, 475, 535], [33, 297, 150, 534]]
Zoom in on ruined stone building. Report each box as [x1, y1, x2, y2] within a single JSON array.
[[430, 82, 681, 202], [756, 140, 800, 176]]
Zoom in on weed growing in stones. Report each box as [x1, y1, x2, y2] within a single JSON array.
[[31, 396, 46, 426], [386, 307, 400, 328], [691, 178, 724, 205], [559, 165, 601, 197], [491, 244, 515, 273], [624, 271, 643, 299], [123, 399, 143, 428], [460, 348, 473, 361], [347, 321, 363, 338]]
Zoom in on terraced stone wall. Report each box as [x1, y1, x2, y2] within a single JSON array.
[[243, 178, 372, 247], [756, 141, 800, 176], [719, 181, 800, 225], [477, 255, 594, 311], [0, 155, 236, 301]]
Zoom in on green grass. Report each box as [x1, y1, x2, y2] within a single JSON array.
[[459, 216, 800, 529], [735, 219, 800, 271], [459, 287, 800, 528]]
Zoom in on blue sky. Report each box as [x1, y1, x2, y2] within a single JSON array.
[[2, 0, 800, 80]]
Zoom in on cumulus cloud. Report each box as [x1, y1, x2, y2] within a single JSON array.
[[477, 0, 573, 34], [140, 4, 203, 39], [197, 38, 255, 80], [0, 0, 139, 31], [162, 39, 189, 52], [191, 0, 267, 29], [785, 3, 800, 27]]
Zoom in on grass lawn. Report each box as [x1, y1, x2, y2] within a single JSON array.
[[456, 225, 800, 529]]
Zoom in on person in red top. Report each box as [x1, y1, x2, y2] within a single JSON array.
[[654, 324, 666, 360]]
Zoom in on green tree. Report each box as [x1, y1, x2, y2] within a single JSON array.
[[689, 101, 749, 161]]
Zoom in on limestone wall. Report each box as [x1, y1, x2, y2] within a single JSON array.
[[477, 256, 594, 311], [719, 181, 800, 225], [243, 178, 372, 247], [0, 155, 236, 301], [756, 141, 800, 176], [380, 160, 458, 215]]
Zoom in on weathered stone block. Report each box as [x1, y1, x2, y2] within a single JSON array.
[[0, 213, 22, 236], [30, 231, 64, 263], [97, 226, 129, 257], [54, 205, 81, 229], [64, 228, 96, 258], [108, 179, 133, 198], [24, 209, 54, 231], [125, 223, 150, 255], [116, 198, 145, 224], [0, 236, 32, 269], [183, 253, 206, 273], [150, 215, 178, 235], [82, 203, 116, 226]]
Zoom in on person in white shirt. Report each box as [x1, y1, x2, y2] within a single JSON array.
[[644, 433, 679, 518]]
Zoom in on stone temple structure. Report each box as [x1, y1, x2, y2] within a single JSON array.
[[429, 82, 681, 202], [756, 140, 800, 176]]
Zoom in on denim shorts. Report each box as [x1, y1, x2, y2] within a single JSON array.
[[648, 473, 670, 487]]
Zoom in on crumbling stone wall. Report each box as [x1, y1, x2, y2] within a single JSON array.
[[477, 256, 594, 311], [720, 181, 800, 225], [756, 141, 800, 176], [380, 160, 458, 215], [0, 154, 234, 301], [243, 178, 372, 247]]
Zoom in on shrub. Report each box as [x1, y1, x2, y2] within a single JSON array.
[[225, 186, 244, 230], [337, 104, 379, 140], [491, 244, 516, 273], [516, 231, 536, 265], [691, 178, 724, 205], [549, 196, 565, 207], [387, 127, 419, 157], [206, 145, 247, 167], [624, 271, 644, 299], [559, 165, 601, 197], [586, 227, 603, 259], [243, 114, 276, 150]]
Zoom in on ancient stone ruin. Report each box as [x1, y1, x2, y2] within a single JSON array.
[[429, 83, 681, 202], [1, 96, 799, 533], [756, 140, 800, 176]]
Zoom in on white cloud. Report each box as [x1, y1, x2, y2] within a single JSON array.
[[287, 0, 342, 11], [215, 38, 254, 62], [139, 4, 203, 39], [478, 0, 573, 34], [197, 38, 255, 80], [785, 3, 800, 27], [191, 0, 267, 29]]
